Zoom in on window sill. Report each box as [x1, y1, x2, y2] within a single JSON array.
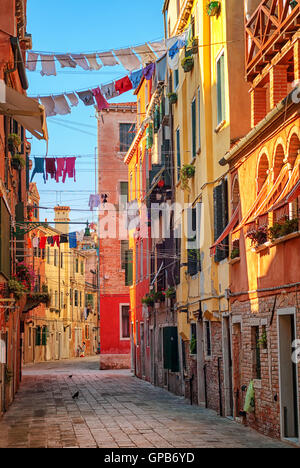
[[215, 120, 226, 134], [229, 257, 240, 265], [253, 230, 300, 253]]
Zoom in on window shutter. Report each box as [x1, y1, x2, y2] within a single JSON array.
[[163, 327, 179, 373], [35, 326, 41, 346], [42, 327, 47, 346], [191, 99, 197, 159], [214, 180, 229, 262], [125, 249, 133, 286], [0, 199, 11, 279]]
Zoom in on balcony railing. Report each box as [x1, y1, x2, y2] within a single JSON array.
[[245, 0, 300, 80]]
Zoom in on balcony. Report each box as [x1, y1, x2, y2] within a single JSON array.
[[245, 0, 300, 81]]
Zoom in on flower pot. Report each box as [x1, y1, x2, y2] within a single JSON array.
[[182, 57, 194, 73], [207, 1, 221, 16], [168, 94, 178, 105]]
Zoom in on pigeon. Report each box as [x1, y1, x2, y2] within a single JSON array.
[[72, 391, 79, 400], [69, 375, 73, 379]]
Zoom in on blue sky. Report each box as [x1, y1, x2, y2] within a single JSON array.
[[27, 0, 164, 229]]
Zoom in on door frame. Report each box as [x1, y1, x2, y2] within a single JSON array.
[[277, 307, 299, 443]]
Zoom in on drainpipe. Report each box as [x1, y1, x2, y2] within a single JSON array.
[[8, 37, 29, 91]]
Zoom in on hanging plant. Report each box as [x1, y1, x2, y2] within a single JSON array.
[[190, 335, 197, 355], [180, 164, 195, 191], [7, 279, 26, 300], [165, 287, 176, 300], [167, 92, 178, 105], [206, 1, 221, 16], [269, 218, 298, 242], [246, 225, 268, 247], [142, 293, 155, 308], [11, 153, 26, 170], [181, 56, 194, 73], [191, 37, 199, 55], [153, 290, 165, 303], [7, 133, 21, 154]]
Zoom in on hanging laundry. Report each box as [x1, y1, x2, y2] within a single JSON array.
[[76, 90, 95, 107], [92, 87, 109, 111], [27, 238, 32, 249], [53, 95, 71, 115], [55, 157, 66, 183], [115, 76, 133, 96], [40, 96, 56, 117], [155, 54, 167, 84], [89, 194, 101, 211], [130, 69, 143, 89], [62, 157, 76, 183], [30, 157, 46, 183], [26, 52, 39, 72], [167, 37, 180, 71], [66, 93, 79, 107], [52, 235, 60, 247], [47, 236, 53, 245], [32, 237, 39, 248], [113, 48, 141, 72], [149, 40, 167, 58], [143, 62, 156, 81], [85, 53, 102, 71], [45, 158, 56, 181], [55, 54, 77, 69], [101, 82, 118, 100], [98, 51, 119, 67], [69, 232, 77, 248], [71, 54, 90, 70], [39, 237, 47, 249], [40, 54, 56, 76], [60, 234, 68, 244], [169, 41, 179, 59], [133, 44, 157, 66]]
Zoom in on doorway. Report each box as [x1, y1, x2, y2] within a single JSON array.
[[223, 317, 233, 417], [232, 322, 242, 418], [278, 310, 299, 441]]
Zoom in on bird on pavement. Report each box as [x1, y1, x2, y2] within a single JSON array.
[[69, 375, 73, 379], [72, 391, 79, 400]]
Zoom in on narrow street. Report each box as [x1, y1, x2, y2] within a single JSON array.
[[0, 357, 291, 449]]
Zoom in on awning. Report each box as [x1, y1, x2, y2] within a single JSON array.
[[0, 83, 48, 141], [269, 155, 300, 212], [210, 204, 240, 256]]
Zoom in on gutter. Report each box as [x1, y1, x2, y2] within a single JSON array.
[[219, 92, 296, 167], [9, 37, 29, 91]]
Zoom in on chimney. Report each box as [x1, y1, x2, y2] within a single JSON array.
[[54, 206, 70, 234]]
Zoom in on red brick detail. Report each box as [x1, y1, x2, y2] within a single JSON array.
[[251, 87, 267, 128], [269, 65, 288, 109], [294, 39, 300, 83]]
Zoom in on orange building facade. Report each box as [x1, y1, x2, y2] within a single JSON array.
[[219, 0, 300, 442]]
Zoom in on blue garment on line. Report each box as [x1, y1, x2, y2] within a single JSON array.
[[169, 41, 179, 59], [129, 69, 143, 89], [69, 232, 77, 248], [30, 157, 46, 183]]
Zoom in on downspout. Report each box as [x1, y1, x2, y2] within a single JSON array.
[[5, 37, 29, 91]]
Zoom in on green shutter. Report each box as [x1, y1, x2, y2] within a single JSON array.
[[163, 327, 180, 373], [125, 249, 133, 286], [42, 327, 47, 346], [191, 99, 197, 159], [176, 129, 181, 181], [0, 199, 11, 279], [35, 326, 41, 346], [217, 54, 226, 125]]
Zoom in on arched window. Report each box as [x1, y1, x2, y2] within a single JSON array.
[[273, 144, 285, 181], [257, 153, 269, 193], [288, 133, 300, 168], [231, 176, 240, 212]]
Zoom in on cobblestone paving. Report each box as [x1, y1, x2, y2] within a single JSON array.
[[0, 357, 292, 448]]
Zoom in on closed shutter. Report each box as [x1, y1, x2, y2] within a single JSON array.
[[187, 208, 200, 275], [0, 199, 11, 279], [213, 180, 229, 262], [217, 54, 226, 125], [191, 99, 197, 159], [125, 249, 133, 286], [35, 326, 41, 346], [163, 327, 179, 372], [42, 326, 47, 346]]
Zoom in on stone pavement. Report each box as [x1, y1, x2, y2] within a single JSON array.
[[0, 357, 292, 448]]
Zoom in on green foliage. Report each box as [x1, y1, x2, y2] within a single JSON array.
[[181, 56, 194, 72], [167, 93, 178, 105], [165, 287, 176, 299], [142, 293, 155, 307], [206, 1, 221, 16], [269, 218, 299, 242], [230, 248, 240, 260], [8, 279, 26, 300], [180, 164, 196, 191], [190, 335, 197, 355], [12, 153, 26, 169]]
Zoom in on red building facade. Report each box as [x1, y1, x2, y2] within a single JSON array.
[[97, 103, 136, 369]]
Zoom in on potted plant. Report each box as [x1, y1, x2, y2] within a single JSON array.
[[7, 279, 26, 300], [7, 133, 21, 155], [191, 37, 199, 55], [142, 293, 155, 308], [165, 287, 176, 300], [269, 218, 299, 242], [11, 153, 26, 170], [230, 239, 240, 260], [180, 164, 196, 191], [206, 1, 221, 16], [246, 225, 268, 247], [181, 56, 194, 73], [167, 92, 178, 105], [153, 290, 165, 303]]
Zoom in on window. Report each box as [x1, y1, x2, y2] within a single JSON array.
[[176, 128, 181, 182], [174, 69, 179, 90], [252, 326, 261, 380], [42, 326, 47, 346], [197, 87, 201, 150], [75, 258, 79, 273], [140, 240, 144, 280], [217, 52, 226, 125], [213, 179, 229, 262], [187, 207, 201, 275], [121, 240, 129, 270], [136, 244, 139, 283], [70, 289, 73, 305], [120, 123, 136, 153], [0, 199, 11, 279], [81, 261, 84, 275], [121, 305, 130, 339], [54, 250, 57, 267], [54, 291, 58, 308], [47, 247, 50, 264], [74, 290, 78, 307], [190, 323, 197, 355], [120, 181, 128, 211], [125, 249, 133, 286], [191, 97, 197, 160], [205, 321, 212, 357], [35, 326, 41, 346], [60, 252, 63, 269]]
